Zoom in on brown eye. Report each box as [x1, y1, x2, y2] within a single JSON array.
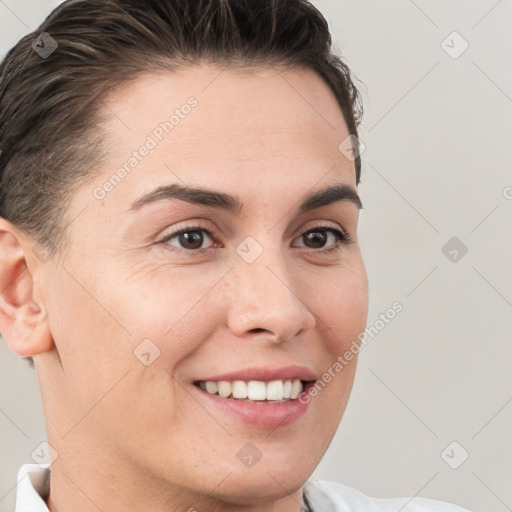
[[303, 230, 329, 249], [296, 226, 351, 253], [177, 230, 204, 250], [162, 226, 215, 251]]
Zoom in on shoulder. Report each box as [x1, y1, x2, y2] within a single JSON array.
[[303, 479, 472, 512]]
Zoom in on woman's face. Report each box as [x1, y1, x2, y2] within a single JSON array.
[[39, 65, 368, 507]]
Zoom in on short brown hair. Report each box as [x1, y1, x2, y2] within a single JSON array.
[[0, 0, 363, 255]]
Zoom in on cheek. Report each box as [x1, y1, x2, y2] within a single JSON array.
[[47, 253, 227, 376], [319, 261, 369, 353], [115, 264, 228, 361], [44, 268, 134, 407]]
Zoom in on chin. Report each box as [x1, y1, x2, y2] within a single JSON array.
[[218, 458, 311, 502], [214, 472, 307, 507]]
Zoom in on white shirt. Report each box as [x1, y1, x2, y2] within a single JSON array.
[[15, 464, 471, 511]]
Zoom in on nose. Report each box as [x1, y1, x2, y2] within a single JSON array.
[[226, 249, 316, 344]]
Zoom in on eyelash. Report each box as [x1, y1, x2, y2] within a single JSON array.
[[159, 223, 353, 255]]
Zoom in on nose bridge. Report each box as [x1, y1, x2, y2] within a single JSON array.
[[226, 235, 316, 342]]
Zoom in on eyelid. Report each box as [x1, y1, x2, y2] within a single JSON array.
[[297, 218, 353, 240], [298, 220, 347, 237], [158, 219, 217, 239]]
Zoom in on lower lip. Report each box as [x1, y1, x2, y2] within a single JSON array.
[[192, 384, 313, 429]]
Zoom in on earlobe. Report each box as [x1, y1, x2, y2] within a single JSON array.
[[0, 218, 54, 357]]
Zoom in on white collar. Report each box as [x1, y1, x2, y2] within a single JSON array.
[[15, 464, 51, 512]]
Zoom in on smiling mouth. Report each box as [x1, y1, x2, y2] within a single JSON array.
[[193, 379, 313, 403]]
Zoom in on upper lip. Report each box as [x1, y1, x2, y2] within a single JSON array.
[[194, 365, 318, 383]]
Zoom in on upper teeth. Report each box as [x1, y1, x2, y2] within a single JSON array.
[[198, 379, 304, 401]]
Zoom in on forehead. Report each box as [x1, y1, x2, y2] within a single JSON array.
[[103, 64, 346, 126], [100, 64, 350, 162], [84, 64, 356, 219]]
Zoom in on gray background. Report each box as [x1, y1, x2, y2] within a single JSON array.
[[1, 1, 511, 511]]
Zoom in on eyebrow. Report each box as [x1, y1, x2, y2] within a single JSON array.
[[129, 182, 363, 215]]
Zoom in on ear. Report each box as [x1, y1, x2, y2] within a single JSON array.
[[0, 218, 53, 356]]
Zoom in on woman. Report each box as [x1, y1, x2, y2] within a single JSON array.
[[0, 1, 471, 510]]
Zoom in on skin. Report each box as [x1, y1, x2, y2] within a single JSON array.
[[0, 64, 368, 512]]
